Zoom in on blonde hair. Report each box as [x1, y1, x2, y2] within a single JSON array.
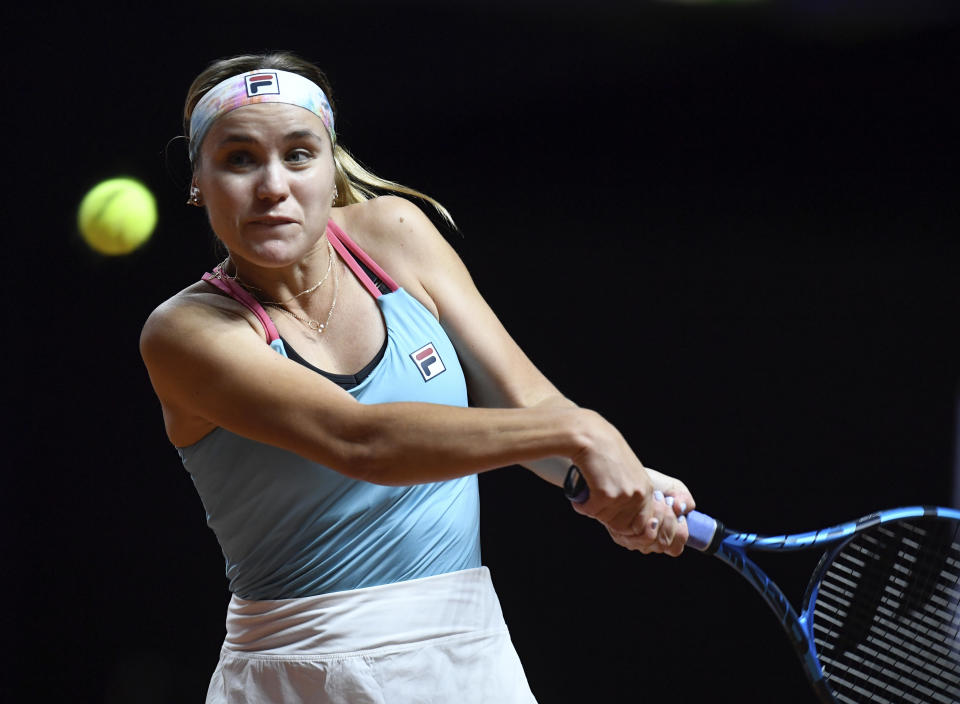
[[184, 51, 455, 229]]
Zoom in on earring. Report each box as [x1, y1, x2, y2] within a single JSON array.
[[331, 186, 338, 206], [187, 185, 202, 207]]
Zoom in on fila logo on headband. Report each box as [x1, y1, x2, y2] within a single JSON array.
[[245, 72, 281, 97], [410, 342, 446, 382]]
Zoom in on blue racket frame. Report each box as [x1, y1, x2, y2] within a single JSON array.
[[561, 466, 960, 702], [698, 506, 960, 703]]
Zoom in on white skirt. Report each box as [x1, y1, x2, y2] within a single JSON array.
[[205, 567, 538, 703]]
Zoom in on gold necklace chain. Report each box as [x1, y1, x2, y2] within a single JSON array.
[[218, 238, 335, 305], [265, 255, 340, 334]]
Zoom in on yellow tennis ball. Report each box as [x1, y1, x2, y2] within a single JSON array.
[[78, 177, 157, 255]]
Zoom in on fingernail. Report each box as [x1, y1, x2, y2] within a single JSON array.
[[680, 502, 687, 514], [650, 518, 660, 532], [653, 490, 664, 503], [665, 496, 675, 508], [678, 515, 686, 524]]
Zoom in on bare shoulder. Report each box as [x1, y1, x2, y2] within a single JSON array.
[[336, 196, 458, 272], [139, 280, 291, 446], [333, 196, 468, 315], [140, 281, 265, 366]]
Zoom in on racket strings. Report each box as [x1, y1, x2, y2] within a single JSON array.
[[812, 518, 960, 704]]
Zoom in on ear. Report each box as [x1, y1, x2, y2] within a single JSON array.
[[187, 182, 204, 207]]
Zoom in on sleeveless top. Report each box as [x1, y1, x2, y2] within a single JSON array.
[[177, 220, 481, 599]]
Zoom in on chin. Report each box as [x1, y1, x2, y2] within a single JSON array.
[[232, 240, 306, 268]]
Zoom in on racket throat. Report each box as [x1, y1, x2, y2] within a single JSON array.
[[715, 545, 832, 702]]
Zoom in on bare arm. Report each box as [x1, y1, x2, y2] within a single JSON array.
[[353, 197, 695, 553], [142, 197, 693, 554], [140, 292, 609, 487]]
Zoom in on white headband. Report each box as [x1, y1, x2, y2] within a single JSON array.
[[189, 69, 335, 162]]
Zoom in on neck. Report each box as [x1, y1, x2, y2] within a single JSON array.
[[224, 235, 337, 308]]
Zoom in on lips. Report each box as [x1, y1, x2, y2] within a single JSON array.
[[248, 215, 297, 226]]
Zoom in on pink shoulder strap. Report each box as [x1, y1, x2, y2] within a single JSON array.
[[199, 220, 394, 340], [201, 268, 281, 343], [326, 219, 399, 298]]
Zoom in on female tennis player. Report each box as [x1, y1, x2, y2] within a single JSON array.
[[139, 50, 695, 703]]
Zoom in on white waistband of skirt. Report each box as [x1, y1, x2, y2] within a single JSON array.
[[222, 567, 505, 656]]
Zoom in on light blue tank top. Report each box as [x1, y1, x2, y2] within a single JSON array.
[[178, 221, 481, 599]]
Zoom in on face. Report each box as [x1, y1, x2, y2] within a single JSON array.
[[193, 102, 337, 269]]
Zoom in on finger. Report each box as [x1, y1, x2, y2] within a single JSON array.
[[607, 527, 657, 553], [621, 489, 665, 537], [659, 514, 681, 549], [648, 502, 680, 549], [568, 484, 642, 528], [621, 491, 667, 546], [664, 493, 692, 517], [601, 494, 648, 535], [609, 509, 690, 555], [641, 511, 663, 544], [645, 491, 671, 540], [661, 514, 689, 557]]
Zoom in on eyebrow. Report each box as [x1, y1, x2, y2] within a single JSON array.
[[285, 129, 325, 142], [216, 130, 325, 147]]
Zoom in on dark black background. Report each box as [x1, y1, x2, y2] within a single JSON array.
[[7, 1, 960, 702]]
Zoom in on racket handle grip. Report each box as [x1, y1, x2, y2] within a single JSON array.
[[685, 511, 717, 552], [563, 466, 717, 552]]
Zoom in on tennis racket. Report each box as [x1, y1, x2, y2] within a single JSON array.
[[563, 466, 960, 703]]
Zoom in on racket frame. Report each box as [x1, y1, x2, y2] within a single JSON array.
[[697, 506, 960, 704], [560, 466, 960, 701]]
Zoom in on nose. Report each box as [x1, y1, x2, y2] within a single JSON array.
[[255, 160, 290, 202]]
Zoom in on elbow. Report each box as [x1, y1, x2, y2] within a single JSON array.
[[341, 447, 411, 487], [336, 440, 389, 484], [317, 411, 404, 486]]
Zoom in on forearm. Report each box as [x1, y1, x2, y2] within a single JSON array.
[[520, 457, 572, 488], [324, 401, 599, 486], [516, 394, 581, 487]]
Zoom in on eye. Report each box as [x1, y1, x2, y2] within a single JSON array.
[[286, 149, 314, 164], [225, 151, 255, 167]]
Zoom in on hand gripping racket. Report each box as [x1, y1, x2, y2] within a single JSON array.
[[563, 466, 960, 703]]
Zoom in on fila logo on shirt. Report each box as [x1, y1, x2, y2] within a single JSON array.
[[245, 72, 281, 97], [410, 342, 446, 382]]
